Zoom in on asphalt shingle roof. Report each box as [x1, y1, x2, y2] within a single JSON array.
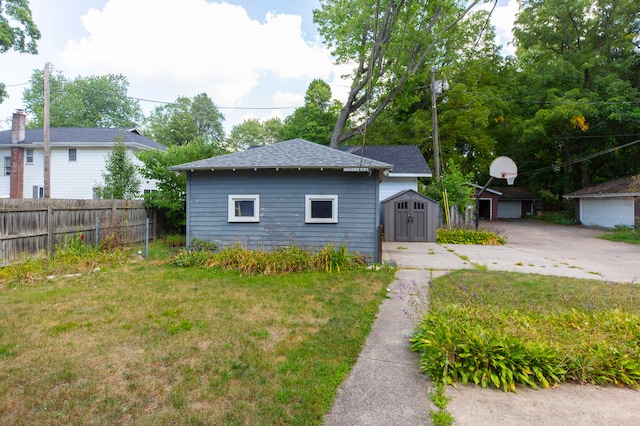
[[0, 128, 166, 150], [170, 138, 393, 171], [339, 145, 431, 175], [564, 175, 640, 198]]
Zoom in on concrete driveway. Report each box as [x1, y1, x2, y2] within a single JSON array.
[[383, 219, 640, 283], [373, 219, 640, 426]]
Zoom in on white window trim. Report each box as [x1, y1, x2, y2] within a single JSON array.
[[228, 195, 260, 222], [3, 156, 10, 176], [69, 148, 77, 162], [26, 149, 34, 165], [305, 195, 338, 224]]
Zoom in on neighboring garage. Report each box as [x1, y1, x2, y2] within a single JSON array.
[[564, 175, 640, 228], [472, 185, 536, 220]]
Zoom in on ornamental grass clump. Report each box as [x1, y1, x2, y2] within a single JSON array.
[[168, 243, 368, 275]]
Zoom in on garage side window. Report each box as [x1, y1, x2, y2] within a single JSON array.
[[305, 195, 338, 223], [228, 195, 260, 222]]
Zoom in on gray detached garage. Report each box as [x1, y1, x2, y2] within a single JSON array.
[[169, 139, 393, 261], [564, 175, 640, 228], [382, 190, 439, 242]]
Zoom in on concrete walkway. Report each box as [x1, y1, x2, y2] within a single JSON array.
[[324, 221, 640, 425]]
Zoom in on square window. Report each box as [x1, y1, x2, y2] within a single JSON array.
[[228, 195, 260, 222], [305, 195, 338, 223], [4, 156, 10, 176], [68, 148, 77, 162], [26, 149, 34, 164]]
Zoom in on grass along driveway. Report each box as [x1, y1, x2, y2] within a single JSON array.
[[0, 260, 394, 424]]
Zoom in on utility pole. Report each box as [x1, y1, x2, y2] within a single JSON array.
[[430, 67, 449, 179], [43, 62, 51, 198], [430, 67, 440, 179]]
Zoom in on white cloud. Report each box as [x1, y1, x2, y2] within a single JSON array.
[[58, 0, 336, 108], [480, 0, 519, 57]]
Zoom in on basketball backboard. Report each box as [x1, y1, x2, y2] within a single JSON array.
[[489, 156, 518, 185]]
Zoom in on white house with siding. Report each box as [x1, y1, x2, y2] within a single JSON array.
[[0, 111, 165, 199], [340, 145, 432, 201]]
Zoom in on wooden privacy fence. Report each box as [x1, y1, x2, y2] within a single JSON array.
[[0, 199, 158, 266]]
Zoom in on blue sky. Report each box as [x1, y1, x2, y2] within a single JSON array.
[[0, 0, 517, 134]]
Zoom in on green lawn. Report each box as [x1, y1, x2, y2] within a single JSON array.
[[0, 253, 394, 424]]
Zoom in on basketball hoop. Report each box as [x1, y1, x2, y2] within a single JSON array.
[[503, 173, 517, 186]]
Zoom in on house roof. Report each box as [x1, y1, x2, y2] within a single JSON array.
[[339, 145, 431, 176], [170, 138, 393, 172], [380, 189, 438, 204], [0, 128, 166, 151], [564, 175, 640, 199], [493, 186, 536, 201]]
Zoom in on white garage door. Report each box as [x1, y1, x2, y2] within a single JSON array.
[[580, 198, 634, 228], [498, 201, 521, 219]]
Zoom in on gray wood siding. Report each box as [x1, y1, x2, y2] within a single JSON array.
[[185, 169, 381, 258]]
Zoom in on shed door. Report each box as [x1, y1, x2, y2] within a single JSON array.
[[580, 198, 634, 228], [394, 200, 428, 242]]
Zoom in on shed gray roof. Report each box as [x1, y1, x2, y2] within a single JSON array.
[[564, 175, 640, 198], [0, 127, 166, 150], [170, 138, 393, 171], [340, 145, 431, 176]]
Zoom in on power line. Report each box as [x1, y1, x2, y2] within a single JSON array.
[[519, 138, 640, 177]]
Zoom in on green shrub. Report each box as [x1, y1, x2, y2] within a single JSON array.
[[436, 227, 505, 245], [162, 234, 187, 247], [599, 225, 640, 245], [528, 210, 577, 225]]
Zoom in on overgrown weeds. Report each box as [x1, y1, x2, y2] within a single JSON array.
[[410, 270, 640, 392], [599, 225, 640, 245], [0, 233, 129, 287]]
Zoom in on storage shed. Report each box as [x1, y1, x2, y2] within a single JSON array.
[[382, 190, 439, 242]]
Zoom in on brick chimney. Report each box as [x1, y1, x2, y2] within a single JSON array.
[[10, 110, 26, 198]]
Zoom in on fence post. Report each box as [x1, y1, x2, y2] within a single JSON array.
[[145, 217, 149, 259], [47, 205, 54, 256], [95, 217, 100, 248]]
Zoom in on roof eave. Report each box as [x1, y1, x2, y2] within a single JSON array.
[[564, 192, 640, 199], [388, 172, 432, 178]]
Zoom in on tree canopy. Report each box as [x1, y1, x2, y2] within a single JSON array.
[[226, 117, 284, 152], [0, 0, 40, 103], [314, 0, 484, 148], [144, 93, 225, 147], [22, 67, 144, 128], [282, 79, 341, 145], [96, 132, 141, 199]]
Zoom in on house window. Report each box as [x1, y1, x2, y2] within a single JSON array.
[[26, 149, 34, 164], [68, 148, 77, 162], [4, 156, 10, 176], [305, 195, 338, 223], [228, 195, 260, 222]]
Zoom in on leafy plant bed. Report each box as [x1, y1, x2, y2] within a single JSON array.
[[436, 227, 506, 245], [410, 270, 640, 392], [0, 254, 394, 424]]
